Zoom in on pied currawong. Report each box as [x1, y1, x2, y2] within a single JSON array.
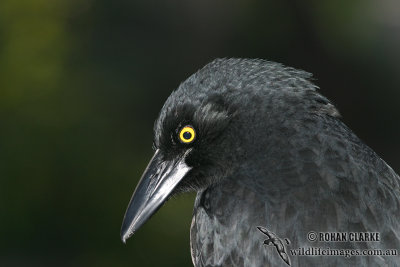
[[120, 58, 400, 266]]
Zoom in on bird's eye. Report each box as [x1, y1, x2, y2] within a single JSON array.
[[179, 126, 196, 144]]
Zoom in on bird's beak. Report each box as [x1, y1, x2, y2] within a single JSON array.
[[120, 149, 191, 243]]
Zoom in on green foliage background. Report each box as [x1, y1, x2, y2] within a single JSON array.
[[0, 1, 399, 266]]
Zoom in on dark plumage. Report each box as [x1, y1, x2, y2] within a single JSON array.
[[121, 58, 400, 266]]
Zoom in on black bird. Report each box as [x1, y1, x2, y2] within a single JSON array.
[[121, 58, 400, 266]]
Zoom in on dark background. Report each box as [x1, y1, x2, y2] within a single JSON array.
[[1, 0, 399, 266]]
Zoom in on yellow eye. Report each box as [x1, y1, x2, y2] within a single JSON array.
[[179, 126, 196, 144]]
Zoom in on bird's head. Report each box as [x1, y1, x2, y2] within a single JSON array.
[[121, 58, 339, 242]]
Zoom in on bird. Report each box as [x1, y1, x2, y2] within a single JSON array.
[[257, 226, 291, 266], [120, 58, 400, 266]]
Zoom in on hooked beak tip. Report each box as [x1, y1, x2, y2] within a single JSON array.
[[120, 150, 192, 244], [121, 226, 135, 244], [121, 231, 131, 244]]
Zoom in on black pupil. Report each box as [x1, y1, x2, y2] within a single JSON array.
[[183, 131, 192, 140]]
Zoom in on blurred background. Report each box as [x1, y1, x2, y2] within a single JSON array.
[[0, 0, 399, 266]]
